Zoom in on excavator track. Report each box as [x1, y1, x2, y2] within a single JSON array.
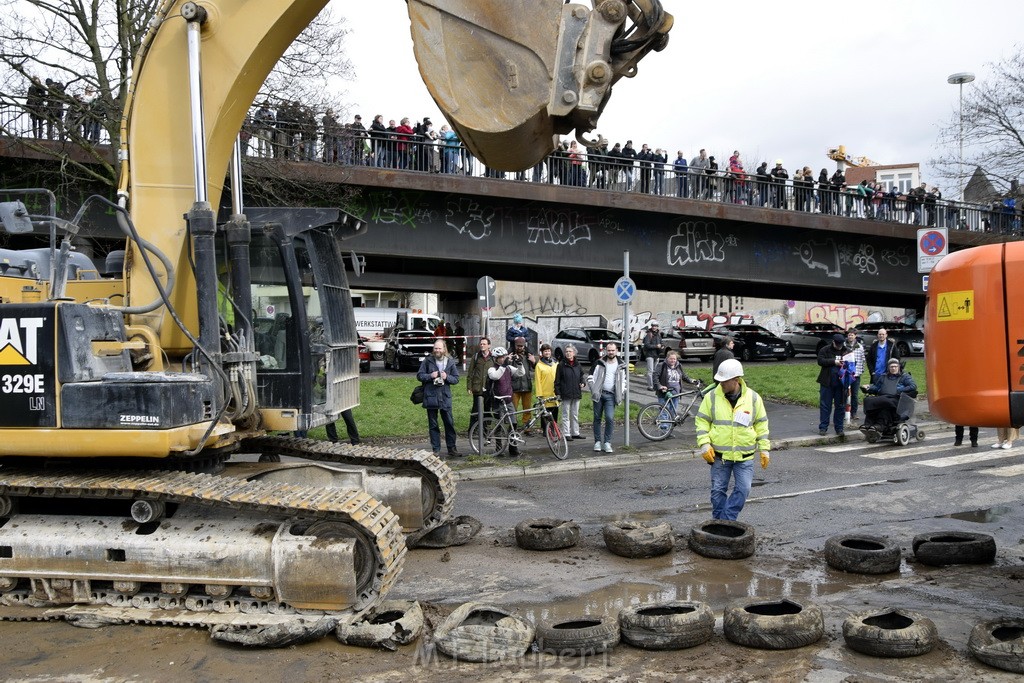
[[0, 467, 406, 631], [240, 436, 457, 542]]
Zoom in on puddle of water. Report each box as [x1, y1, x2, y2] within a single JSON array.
[[941, 506, 1011, 523]]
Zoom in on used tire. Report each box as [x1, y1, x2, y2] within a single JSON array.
[[408, 516, 482, 549], [688, 519, 755, 560], [515, 518, 580, 551], [824, 534, 901, 574], [619, 600, 714, 650], [724, 597, 824, 650], [336, 600, 424, 650], [433, 602, 535, 663], [969, 618, 1024, 674], [536, 615, 620, 656], [842, 607, 937, 657], [603, 520, 674, 559], [912, 531, 996, 566]]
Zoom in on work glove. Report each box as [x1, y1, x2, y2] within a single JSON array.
[[700, 445, 715, 464], [760, 452, 770, 469]]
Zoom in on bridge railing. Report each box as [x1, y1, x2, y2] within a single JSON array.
[[2, 101, 1020, 237]]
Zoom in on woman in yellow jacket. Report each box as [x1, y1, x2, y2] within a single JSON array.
[[534, 343, 560, 426], [694, 359, 770, 520]]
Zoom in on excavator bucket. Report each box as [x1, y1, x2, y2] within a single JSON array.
[[408, 0, 672, 171]]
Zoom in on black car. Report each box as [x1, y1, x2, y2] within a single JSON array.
[[851, 321, 925, 356], [780, 322, 846, 357], [551, 327, 640, 364], [383, 329, 436, 371], [710, 324, 788, 362]]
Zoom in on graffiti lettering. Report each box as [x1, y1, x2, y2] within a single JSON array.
[[839, 244, 878, 276], [797, 239, 841, 278], [526, 209, 592, 245], [681, 294, 744, 314], [498, 294, 589, 317], [753, 240, 789, 267], [446, 197, 494, 240], [880, 246, 911, 268], [806, 304, 869, 328], [675, 313, 754, 330], [667, 221, 726, 267]]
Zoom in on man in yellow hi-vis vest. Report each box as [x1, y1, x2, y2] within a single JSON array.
[[694, 359, 770, 520]]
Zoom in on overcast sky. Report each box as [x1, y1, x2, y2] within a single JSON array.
[[333, 1, 1023, 186]]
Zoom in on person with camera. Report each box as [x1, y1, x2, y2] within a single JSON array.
[[417, 339, 460, 457], [487, 347, 525, 457], [642, 321, 665, 390], [509, 336, 536, 433]]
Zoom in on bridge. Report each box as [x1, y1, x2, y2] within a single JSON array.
[[0, 136, 1011, 310]]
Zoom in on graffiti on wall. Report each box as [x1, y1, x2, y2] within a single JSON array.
[[667, 221, 728, 267], [841, 243, 878, 276], [805, 304, 887, 328], [797, 239, 841, 278], [446, 197, 495, 240], [499, 294, 589, 317], [526, 209, 592, 246], [675, 313, 754, 330]]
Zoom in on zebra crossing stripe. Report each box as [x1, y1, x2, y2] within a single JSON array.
[[979, 463, 1024, 477], [916, 449, 1020, 468]]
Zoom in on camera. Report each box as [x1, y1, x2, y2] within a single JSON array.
[[433, 376, 445, 386]]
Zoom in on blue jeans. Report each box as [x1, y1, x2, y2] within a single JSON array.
[[819, 384, 845, 433], [593, 390, 615, 443], [427, 407, 457, 452], [710, 457, 754, 520]]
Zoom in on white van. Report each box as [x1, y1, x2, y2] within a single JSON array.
[[355, 308, 439, 360]]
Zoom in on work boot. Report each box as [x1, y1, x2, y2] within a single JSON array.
[[954, 437, 963, 447]]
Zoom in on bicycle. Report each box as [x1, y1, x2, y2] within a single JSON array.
[[636, 381, 707, 441], [469, 395, 568, 460]]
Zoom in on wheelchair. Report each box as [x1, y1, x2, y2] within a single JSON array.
[[859, 392, 925, 446]]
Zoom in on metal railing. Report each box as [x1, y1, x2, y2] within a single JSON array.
[[1, 100, 1020, 237]]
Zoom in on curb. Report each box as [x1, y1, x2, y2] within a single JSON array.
[[453, 420, 953, 481]]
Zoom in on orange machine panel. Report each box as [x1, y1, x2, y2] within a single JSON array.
[[926, 242, 1024, 428]]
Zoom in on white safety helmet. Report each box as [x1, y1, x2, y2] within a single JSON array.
[[491, 346, 508, 357], [714, 358, 744, 382]]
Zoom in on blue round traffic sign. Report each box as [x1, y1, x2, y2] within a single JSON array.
[[614, 276, 636, 304], [920, 230, 945, 256]]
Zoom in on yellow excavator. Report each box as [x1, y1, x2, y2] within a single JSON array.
[[0, 0, 671, 642]]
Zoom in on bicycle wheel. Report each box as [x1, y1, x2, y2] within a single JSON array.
[[469, 417, 510, 457], [637, 402, 676, 441], [545, 419, 569, 460]]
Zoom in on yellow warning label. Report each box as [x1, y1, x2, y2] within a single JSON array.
[[0, 343, 31, 365], [935, 290, 974, 321]]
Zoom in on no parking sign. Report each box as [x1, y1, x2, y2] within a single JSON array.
[[917, 228, 947, 273]]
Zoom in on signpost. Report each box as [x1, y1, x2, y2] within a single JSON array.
[[475, 275, 496, 456], [614, 255, 634, 447], [917, 228, 948, 273]]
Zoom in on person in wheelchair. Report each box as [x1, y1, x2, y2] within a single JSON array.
[[860, 357, 917, 433]]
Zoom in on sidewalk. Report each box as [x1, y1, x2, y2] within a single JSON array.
[[396, 373, 951, 481]]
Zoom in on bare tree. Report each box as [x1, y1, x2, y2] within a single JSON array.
[[0, 0, 352, 197], [933, 47, 1024, 196]]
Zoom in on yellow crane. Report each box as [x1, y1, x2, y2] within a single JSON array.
[[827, 145, 880, 170]]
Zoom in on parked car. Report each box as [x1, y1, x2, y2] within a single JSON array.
[[780, 322, 846, 357], [358, 336, 371, 373], [663, 326, 716, 361], [383, 329, 436, 371], [851, 321, 925, 356], [709, 324, 788, 362], [551, 328, 639, 365]]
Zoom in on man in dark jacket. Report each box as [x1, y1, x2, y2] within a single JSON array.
[[417, 339, 460, 456], [642, 321, 664, 390], [637, 143, 654, 194], [817, 334, 850, 437], [865, 328, 901, 382], [621, 140, 637, 191], [712, 336, 735, 377], [465, 336, 492, 433], [861, 357, 917, 431]]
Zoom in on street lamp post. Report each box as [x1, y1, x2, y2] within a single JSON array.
[[947, 72, 975, 202]]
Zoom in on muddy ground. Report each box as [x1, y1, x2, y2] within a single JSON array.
[[3, 522, 1022, 683]]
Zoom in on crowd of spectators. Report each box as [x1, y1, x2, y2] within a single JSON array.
[[12, 79, 1023, 236]]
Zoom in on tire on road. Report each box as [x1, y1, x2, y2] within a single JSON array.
[[515, 518, 580, 551], [603, 520, 674, 559], [433, 602, 536, 663], [824, 534, 901, 574], [842, 607, 937, 658], [536, 615, 620, 656], [619, 600, 714, 650], [688, 519, 755, 560], [912, 531, 996, 566], [723, 597, 824, 650], [969, 618, 1024, 674], [336, 600, 424, 649], [408, 515, 482, 549]]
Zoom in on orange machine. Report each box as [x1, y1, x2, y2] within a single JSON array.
[[925, 241, 1024, 427]]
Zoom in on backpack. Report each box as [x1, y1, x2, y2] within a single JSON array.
[[410, 384, 424, 404]]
